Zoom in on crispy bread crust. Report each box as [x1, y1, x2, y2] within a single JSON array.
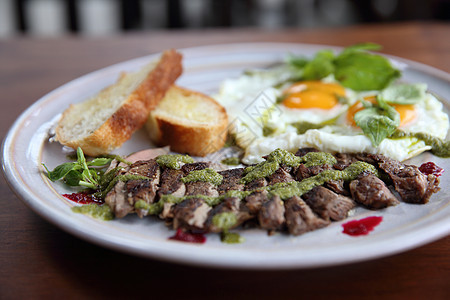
[[56, 49, 182, 156], [148, 86, 228, 157]]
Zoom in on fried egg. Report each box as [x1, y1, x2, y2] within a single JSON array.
[[216, 68, 449, 164]]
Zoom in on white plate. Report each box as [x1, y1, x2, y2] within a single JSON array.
[[2, 43, 450, 269]]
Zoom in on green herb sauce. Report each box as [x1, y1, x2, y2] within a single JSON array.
[[212, 212, 238, 230], [221, 232, 245, 244], [156, 154, 194, 169], [391, 130, 450, 157], [221, 157, 240, 166], [240, 149, 337, 184], [212, 212, 244, 244], [181, 168, 223, 186], [71, 204, 114, 221]]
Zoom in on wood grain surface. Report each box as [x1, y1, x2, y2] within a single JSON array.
[[1, 22, 449, 299]]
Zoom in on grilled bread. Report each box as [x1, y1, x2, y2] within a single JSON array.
[[55, 49, 183, 156], [146, 85, 228, 156]]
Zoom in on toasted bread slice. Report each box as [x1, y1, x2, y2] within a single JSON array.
[[146, 85, 228, 156], [55, 49, 183, 156]]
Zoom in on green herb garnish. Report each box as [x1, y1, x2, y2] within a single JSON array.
[[43, 147, 122, 196], [287, 43, 400, 91]]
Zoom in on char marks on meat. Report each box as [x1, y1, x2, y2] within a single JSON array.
[[258, 195, 286, 232], [173, 197, 211, 231], [103, 147, 441, 237], [126, 160, 160, 218], [390, 166, 440, 204], [284, 195, 330, 236], [303, 186, 355, 221], [245, 177, 268, 191], [267, 167, 294, 185], [349, 174, 400, 209], [217, 168, 245, 194], [158, 168, 185, 197]]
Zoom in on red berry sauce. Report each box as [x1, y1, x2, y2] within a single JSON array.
[[419, 162, 444, 177], [169, 229, 206, 244], [342, 216, 383, 236], [63, 192, 104, 205]]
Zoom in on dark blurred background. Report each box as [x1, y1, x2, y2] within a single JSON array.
[[1, 0, 449, 37]]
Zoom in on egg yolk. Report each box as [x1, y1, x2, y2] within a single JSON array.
[[347, 96, 417, 127], [282, 81, 345, 110]]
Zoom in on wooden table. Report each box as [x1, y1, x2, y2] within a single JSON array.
[[1, 22, 449, 299]]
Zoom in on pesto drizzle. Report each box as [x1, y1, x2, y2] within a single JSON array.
[[135, 160, 378, 216], [240, 149, 337, 184], [391, 130, 450, 157], [181, 168, 223, 185], [156, 154, 194, 170]]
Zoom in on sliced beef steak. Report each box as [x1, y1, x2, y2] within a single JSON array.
[[185, 181, 219, 197], [267, 167, 295, 185], [390, 166, 440, 204], [206, 197, 252, 232], [245, 177, 268, 191], [172, 197, 211, 231], [349, 174, 400, 209], [245, 191, 270, 215], [303, 186, 355, 221], [284, 196, 330, 236], [181, 162, 211, 174], [217, 168, 245, 194], [258, 195, 285, 232], [295, 147, 320, 157], [126, 160, 161, 217], [158, 168, 186, 197]]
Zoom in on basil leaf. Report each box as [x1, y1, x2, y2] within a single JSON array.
[[77, 147, 87, 169], [334, 51, 401, 91], [340, 42, 381, 54], [44, 162, 77, 181], [378, 83, 427, 105], [354, 105, 400, 147], [286, 54, 308, 68], [302, 50, 335, 80], [87, 158, 112, 166], [64, 170, 83, 186]]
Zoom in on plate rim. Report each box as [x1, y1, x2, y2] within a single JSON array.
[[2, 42, 450, 270]]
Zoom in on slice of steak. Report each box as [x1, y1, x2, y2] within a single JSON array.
[[206, 197, 245, 233], [105, 167, 133, 218], [349, 174, 400, 209], [181, 162, 211, 174], [245, 191, 270, 214], [245, 177, 268, 191], [302, 186, 355, 221], [158, 168, 186, 197], [295, 147, 320, 157], [185, 181, 219, 197], [172, 197, 211, 231], [294, 163, 332, 181], [325, 179, 349, 196], [105, 178, 134, 218], [354, 153, 403, 175], [390, 166, 440, 204], [217, 168, 245, 195], [267, 167, 295, 185], [258, 195, 285, 232], [284, 195, 330, 236], [126, 160, 161, 218], [355, 154, 440, 204], [333, 153, 356, 170]]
